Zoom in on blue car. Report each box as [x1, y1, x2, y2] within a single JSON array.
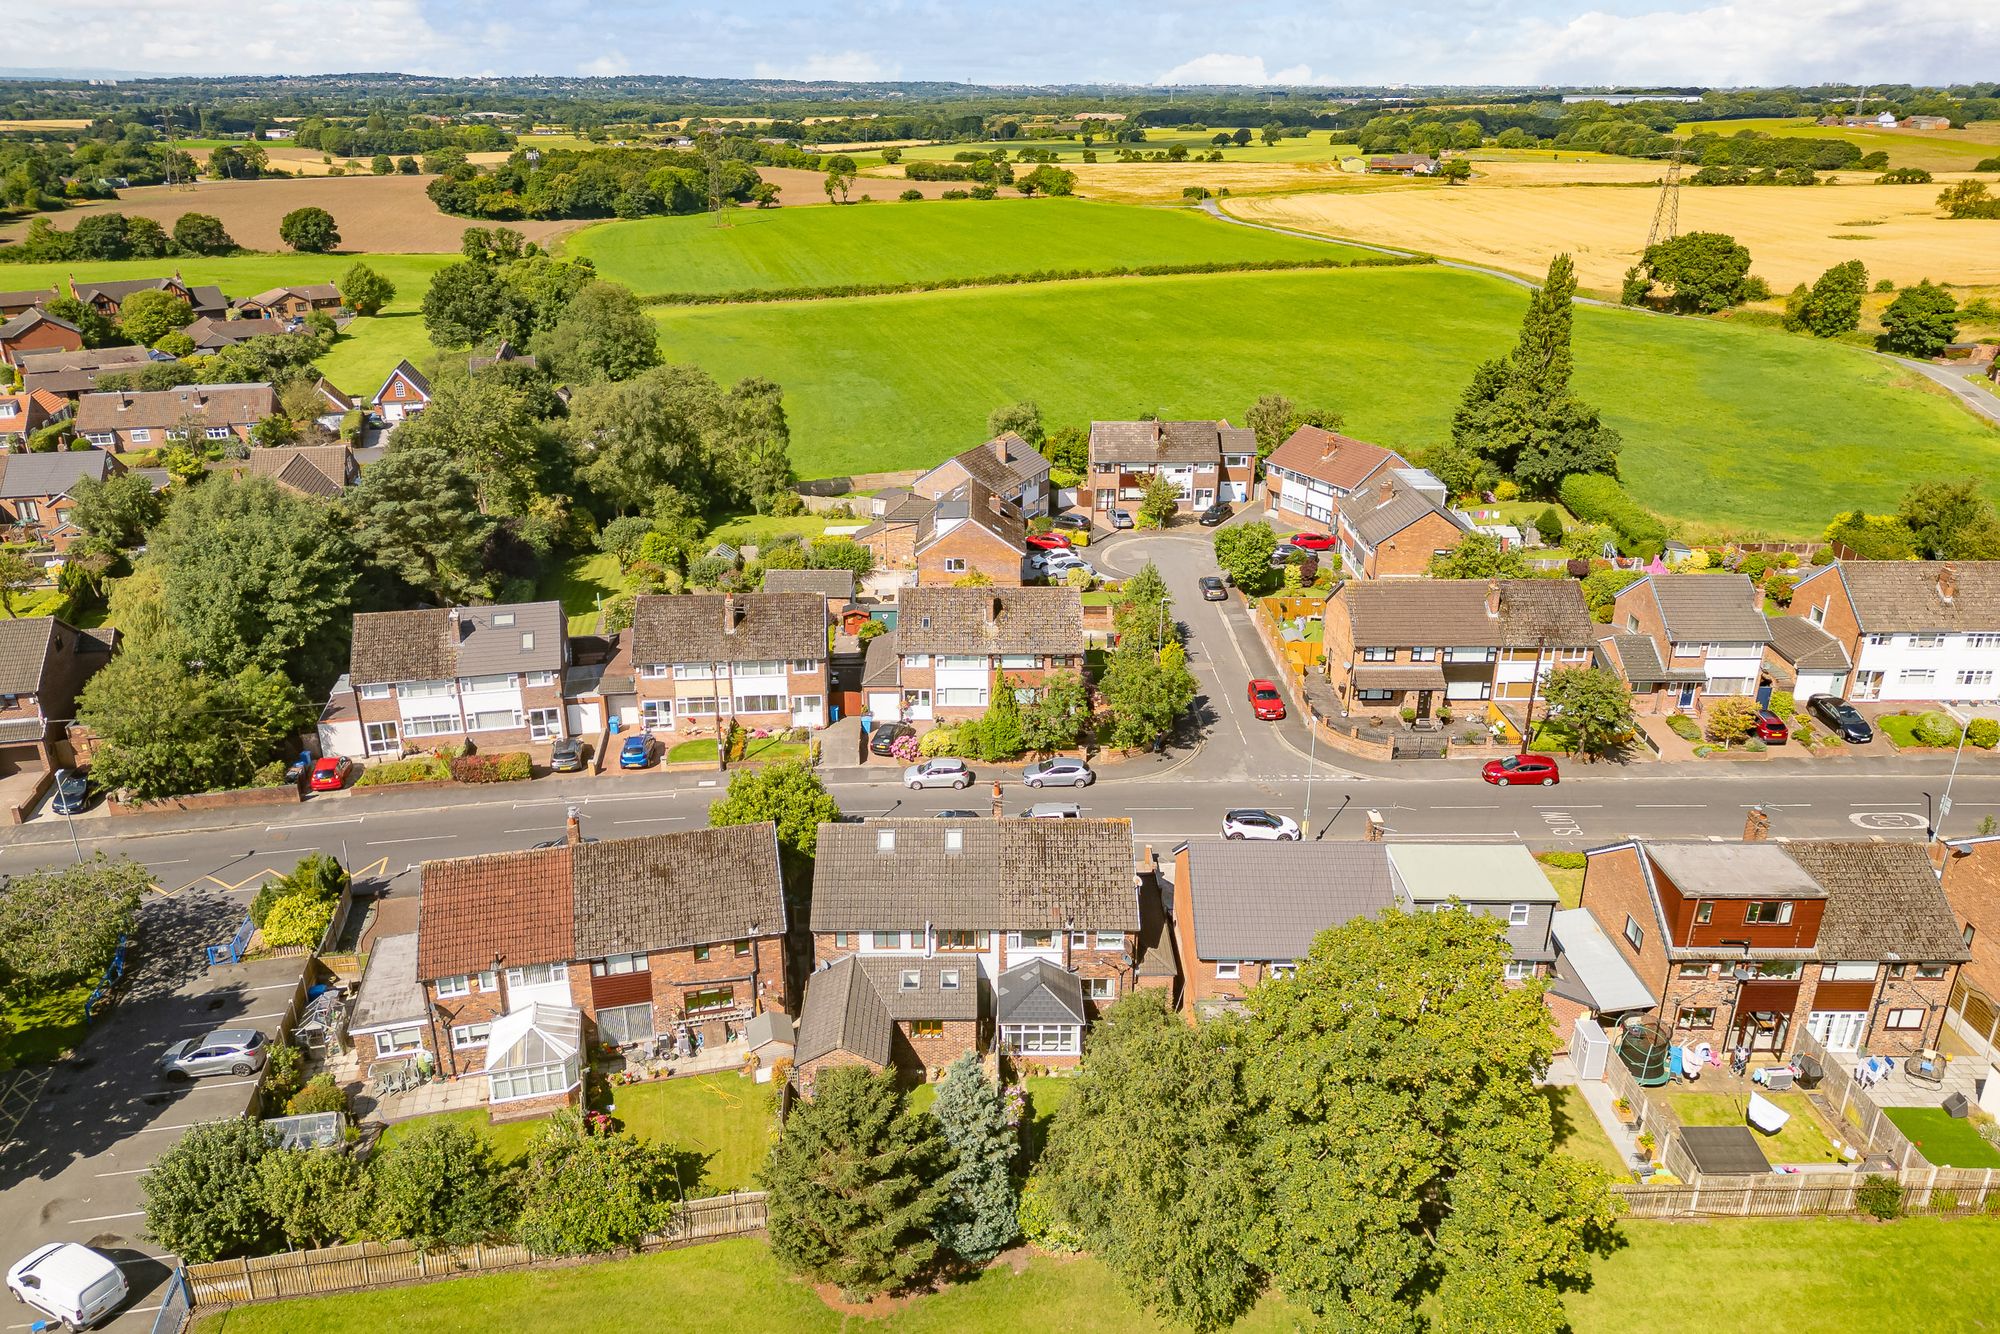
[[618, 734, 657, 769]]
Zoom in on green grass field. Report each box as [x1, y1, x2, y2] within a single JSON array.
[[652, 264, 2000, 536], [1675, 117, 2000, 171], [566, 198, 1371, 296], [1883, 1107, 2000, 1168], [192, 1219, 2000, 1334]]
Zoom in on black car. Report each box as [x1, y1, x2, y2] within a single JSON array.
[[1197, 501, 1232, 527], [548, 737, 585, 772], [1808, 694, 1874, 743], [1199, 575, 1228, 601], [870, 722, 915, 757], [49, 768, 90, 816]]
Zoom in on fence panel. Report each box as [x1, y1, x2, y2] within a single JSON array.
[[1614, 1166, 2000, 1219], [148, 1268, 192, 1334]]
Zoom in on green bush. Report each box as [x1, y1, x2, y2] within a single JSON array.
[[1768, 690, 1797, 720], [355, 755, 451, 786], [1560, 474, 1668, 558], [263, 1042, 307, 1113], [285, 1072, 349, 1117], [261, 893, 335, 950], [1857, 1173, 1903, 1220], [1914, 711, 1962, 747], [1666, 714, 1703, 741], [448, 752, 533, 783], [1016, 1173, 1083, 1253], [1968, 718, 1999, 750]]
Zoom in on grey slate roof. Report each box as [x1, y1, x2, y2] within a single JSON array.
[[1821, 561, 2000, 633], [0, 449, 112, 499], [1088, 419, 1251, 466], [1337, 579, 1594, 649], [1337, 481, 1468, 549], [896, 586, 1083, 656], [1767, 617, 1851, 671], [349, 601, 564, 685], [1781, 841, 1971, 963], [631, 592, 826, 664], [1642, 574, 1772, 643], [1644, 842, 1828, 901], [1597, 631, 1705, 685], [795, 956, 893, 1067], [570, 824, 786, 957], [0, 618, 59, 694], [812, 818, 1136, 932], [996, 957, 1087, 1026], [761, 568, 855, 601], [1184, 842, 1398, 961]]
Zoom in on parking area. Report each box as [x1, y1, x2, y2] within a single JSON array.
[[0, 883, 308, 1332]]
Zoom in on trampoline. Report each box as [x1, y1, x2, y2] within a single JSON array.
[[1619, 1019, 1675, 1087]]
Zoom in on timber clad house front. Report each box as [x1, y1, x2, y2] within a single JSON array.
[[1787, 560, 2000, 704], [1087, 419, 1254, 519], [342, 601, 571, 756], [796, 817, 1141, 1089], [73, 383, 275, 453], [390, 825, 788, 1118], [1575, 831, 1968, 1059], [865, 585, 1083, 724], [1261, 426, 1408, 528], [631, 591, 829, 735]]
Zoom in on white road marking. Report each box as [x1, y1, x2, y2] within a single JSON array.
[[1637, 803, 1707, 809], [273, 818, 363, 830], [368, 835, 459, 845], [94, 1167, 152, 1177], [71, 1210, 145, 1223], [613, 816, 685, 825], [1430, 804, 1498, 810]]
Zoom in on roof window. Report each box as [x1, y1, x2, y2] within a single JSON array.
[[877, 829, 896, 852]]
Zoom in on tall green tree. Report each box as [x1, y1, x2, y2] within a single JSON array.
[[1111, 560, 1177, 655], [1245, 909, 1614, 1332], [1897, 477, 2000, 559], [257, 1149, 371, 1250], [1784, 259, 1867, 337], [1880, 280, 1961, 357], [0, 855, 145, 983], [172, 212, 236, 254], [117, 289, 194, 347], [79, 655, 308, 799], [1021, 670, 1091, 752], [348, 445, 497, 602], [928, 1053, 1020, 1265], [1040, 991, 1264, 1331], [987, 400, 1044, 446], [338, 261, 397, 316], [1246, 393, 1344, 459], [1213, 521, 1279, 595], [1137, 475, 1182, 527], [278, 206, 340, 253], [982, 674, 1027, 760], [1536, 665, 1635, 756], [369, 1120, 514, 1248], [1426, 532, 1530, 579], [708, 758, 840, 882], [142, 1119, 282, 1263], [1099, 649, 1196, 751], [69, 470, 163, 548], [1040, 423, 1088, 474], [761, 1065, 948, 1300], [514, 1109, 691, 1255], [43, 295, 119, 348], [531, 281, 661, 385], [0, 549, 38, 616], [389, 365, 555, 513], [1636, 230, 1756, 312]]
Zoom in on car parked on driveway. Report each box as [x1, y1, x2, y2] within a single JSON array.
[[49, 768, 90, 815], [1270, 542, 1300, 568], [1198, 501, 1231, 527], [1753, 709, 1789, 743], [1199, 575, 1228, 601], [905, 758, 973, 789], [619, 733, 658, 769], [870, 722, 915, 757], [308, 755, 351, 792], [1023, 757, 1094, 788], [549, 737, 585, 772], [1038, 553, 1095, 580], [1110, 509, 1134, 529], [7, 1242, 127, 1331], [1482, 753, 1561, 786], [1222, 808, 1301, 840], [1247, 679, 1286, 720], [161, 1028, 267, 1079], [1052, 513, 1092, 534], [1288, 532, 1336, 551], [1808, 695, 1874, 743], [1025, 532, 1072, 552]]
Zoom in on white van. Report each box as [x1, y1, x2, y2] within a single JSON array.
[[7, 1243, 128, 1330]]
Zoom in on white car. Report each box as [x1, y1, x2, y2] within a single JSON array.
[[1035, 553, 1094, 579], [1221, 808, 1301, 841], [8, 1243, 128, 1330], [904, 758, 973, 790]]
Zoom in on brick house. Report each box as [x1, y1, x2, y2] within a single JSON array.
[[0, 389, 71, 449], [372, 359, 432, 423], [913, 431, 1052, 518], [0, 309, 84, 369], [1321, 578, 1593, 721], [1574, 828, 1969, 1059], [179, 317, 294, 354], [0, 450, 119, 552], [866, 585, 1083, 724], [1761, 616, 1852, 705], [18, 346, 157, 406], [0, 289, 57, 320], [1599, 573, 1772, 713], [914, 479, 1026, 586], [1087, 419, 1255, 520], [68, 276, 228, 321], [1333, 468, 1469, 578], [244, 444, 357, 499], [1171, 841, 1400, 1020], [1261, 426, 1408, 529], [468, 340, 538, 373], [798, 817, 1141, 1086], [236, 283, 344, 322], [0, 616, 117, 776], [1941, 835, 2000, 1014], [339, 601, 571, 758], [74, 383, 276, 453], [1787, 560, 2000, 704], [402, 824, 789, 1118], [630, 591, 829, 735], [852, 491, 934, 571]]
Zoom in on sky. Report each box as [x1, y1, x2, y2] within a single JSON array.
[[11, 0, 1999, 88]]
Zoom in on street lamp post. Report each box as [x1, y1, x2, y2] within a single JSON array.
[[1934, 719, 1973, 840]]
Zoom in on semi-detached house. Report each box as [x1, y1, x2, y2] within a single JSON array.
[[0, 450, 119, 553], [1087, 419, 1254, 520], [1599, 573, 1772, 713], [335, 601, 570, 757], [631, 591, 829, 735], [1787, 560, 2000, 704], [74, 383, 275, 453], [866, 585, 1083, 724]]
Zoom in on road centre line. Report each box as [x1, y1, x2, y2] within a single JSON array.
[[1430, 804, 1498, 810], [367, 835, 459, 845], [1637, 803, 1707, 808], [272, 818, 363, 830]]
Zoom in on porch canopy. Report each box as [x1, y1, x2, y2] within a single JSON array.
[[1679, 1125, 1774, 1177], [1351, 664, 1447, 692], [483, 1002, 583, 1104]]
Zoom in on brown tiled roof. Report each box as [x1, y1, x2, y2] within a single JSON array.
[[1265, 426, 1405, 491], [570, 824, 785, 957], [349, 608, 455, 685], [468, 340, 537, 372], [913, 479, 1024, 558], [419, 846, 574, 978], [1822, 561, 2000, 633], [897, 586, 1083, 656], [761, 568, 856, 600], [1767, 617, 1851, 671], [1639, 574, 1771, 643], [73, 383, 275, 434], [0, 618, 59, 695], [1088, 419, 1252, 466], [861, 629, 901, 688], [246, 445, 352, 498], [182, 316, 291, 348], [931, 432, 1050, 494], [1352, 664, 1448, 690], [631, 592, 826, 664], [811, 818, 1136, 932], [1336, 579, 1594, 650], [349, 602, 565, 684], [1782, 841, 1971, 963], [242, 283, 341, 306]]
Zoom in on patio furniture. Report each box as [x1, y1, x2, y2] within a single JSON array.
[[1906, 1050, 1948, 1089], [1755, 1065, 1795, 1092], [1747, 1091, 1791, 1136]]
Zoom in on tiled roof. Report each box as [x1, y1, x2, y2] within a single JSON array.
[[861, 629, 901, 688], [453, 602, 565, 676], [349, 608, 455, 684], [0, 449, 113, 499], [314, 377, 356, 412], [375, 359, 433, 402], [1185, 842, 1396, 961], [0, 308, 80, 340], [570, 824, 785, 957], [246, 445, 352, 498], [0, 618, 58, 694], [811, 818, 1136, 932], [1265, 426, 1405, 491], [631, 592, 826, 665], [896, 586, 1083, 656], [182, 316, 290, 347], [913, 479, 1024, 558], [1088, 419, 1252, 466], [1782, 841, 1971, 963], [860, 956, 980, 1021], [931, 432, 1050, 494], [1337, 477, 1468, 549], [1351, 663, 1447, 690], [72, 277, 221, 308], [795, 956, 893, 1067], [1640, 574, 1772, 642], [1822, 561, 2000, 633], [996, 957, 1087, 1026], [760, 568, 855, 600], [243, 283, 341, 306], [469, 340, 537, 372], [73, 382, 275, 433], [419, 846, 574, 978], [1336, 579, 1594, 650], [350, 601, 566, 685], [1767, 617, 1851, 670], [1596, 631, 1705, 685], [0, 288, 58, 309]]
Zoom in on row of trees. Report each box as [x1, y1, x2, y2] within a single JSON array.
[[2, 210, 236, 264], [426, 145, 761, 221]]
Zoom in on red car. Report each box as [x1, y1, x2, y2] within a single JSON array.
[[1482, 753, 1560, 787], [1247, 679, 1286, 721], [308, 755, 352, 792], [1025, 532, 1072, 552], [1753, 708, 1789, 743], [1288, 532, 1336, 552]]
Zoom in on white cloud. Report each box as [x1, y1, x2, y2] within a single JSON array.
[[1155, 52, 1317, 85], [752, 50, 901, 82], [581, 52, 631, 77]]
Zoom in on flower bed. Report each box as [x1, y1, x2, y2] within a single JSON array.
[[448, 752, 533, 783], [354, 754, 451, 786]]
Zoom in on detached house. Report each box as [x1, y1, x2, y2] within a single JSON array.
[[798, 817, 1140, 1087], [0, 289, 58, 320], [180, 317, 293, 354], [0, 450, 119, 551], [913, 432, 1052, 519], [1087, 419, 1255, 521], [69, 276, 227, 321], [245, 444, 357, 499], [853, 490, 937, 571], [1262, 426, 1408, 528], [0, 616, 117, 778], [630, 592, 829, 735], [0, 309, 84, 369], [236, 283, 343, 322], [1334, 468, 1468, 579], [1599, 573, 1772, 712], [372, 359, 432, 423], [0, 389, 70, 449], [18, 346, 157, 405], [866, 585, 1084, 724], [1787, 560, 2000, 704], [336, 601, 570, 758], [1321, 578, 1593, 720], [74, 383, 275, 453]]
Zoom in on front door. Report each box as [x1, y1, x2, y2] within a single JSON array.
[[1677, 682, 1698, 708], [1415, 690, 1434, 720], [1730, 1009, 1791, 1054], [1756, 679, 1774, 707]]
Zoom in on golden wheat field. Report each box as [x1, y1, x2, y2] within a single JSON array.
[[1226, 175, 2000, 292]]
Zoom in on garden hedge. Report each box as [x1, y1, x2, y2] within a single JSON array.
[[1560, 474, 1669, 558]]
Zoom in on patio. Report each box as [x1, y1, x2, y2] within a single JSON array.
[[1827, 1048, 1988, 1109]]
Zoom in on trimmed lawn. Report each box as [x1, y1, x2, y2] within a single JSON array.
[[1876, 712, 1958, 749], [374, 1108, 546, 1165], [1544, 1084, 1632, 1182], [1882, 1107, 2000, 1168], [707, 514, 845, 546], [1536, 857, 1586, 909], [536, 550, 632, 636], [668, 737, 809, 765], [567, 197, 1371, 297], [0, 978, 94, 1071], [605, 1073, 774, 1193], [1668, 1090, 1846, 1165], [653, 264, 2000, 535]]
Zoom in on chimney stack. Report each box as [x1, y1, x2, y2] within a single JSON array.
[[1364, 810, 1385, 842], [566, 804, 582, 846], [1376, 475, 1396, 505], [991, 780, 1005, 821], [1939, 562, 1958, 606], [985, 594, 1002, 628], [1744, 806, 1770, 842], [993, 434, 1009, 463], [1485, 580, 1502, 618], [722, 593, 740, 634]]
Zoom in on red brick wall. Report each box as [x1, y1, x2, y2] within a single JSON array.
[[488, 1084, 579, 1123], [1364, 510, 1464, 579], [918, 524, 1024, 587], [1943, 841, 2000, 1001], [1788, 569, 1862, 662], [1579, 846, 1669, 1006], [899, 1018, 980, 1079], [0, 321, 84, 367], [858, 523, 919, 570], [797, 1050, 884, 1096]]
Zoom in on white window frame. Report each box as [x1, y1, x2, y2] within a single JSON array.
[[1623, 915, 1644, 951], [204, 426, 230, 440], [1824, 961, 1875, 982], [943, 557, 968, 573], [505, 962, 567, 988], [1083, 977, 1115, 1000], [359, 682, 391, 700], [436, 974, 469, 998], [451, 1022, 491, 1049], [1001, 1023, 1079, 1055], [526, 670, 559, 687], [363, 720, 400, 755], [1508, 903, 1530, 927], [378, 1026, 424, 1054], [1214, 961, 1240, 979], [1884, 1008, 1924, 1030], [1503, 961, 1534, 982], [592, 952, 648, 976]]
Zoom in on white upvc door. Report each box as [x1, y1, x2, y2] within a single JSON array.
[[1806, 1010, 1867, 1053]]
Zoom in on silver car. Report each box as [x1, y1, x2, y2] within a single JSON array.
[[1023, 757, 1094, 788], [904, 758, 973, 790], [161, 1027, 268, 1079]]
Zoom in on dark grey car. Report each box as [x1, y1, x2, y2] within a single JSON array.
[[1807, 694, 1874, 743], [160, 1028, 267, 1079]]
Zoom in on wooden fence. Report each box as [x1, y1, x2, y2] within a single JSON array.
[[187, 1192, 768, 1307], [1615, 1166, 2000, 1218], [1789, 1027, 1929, 1171]]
